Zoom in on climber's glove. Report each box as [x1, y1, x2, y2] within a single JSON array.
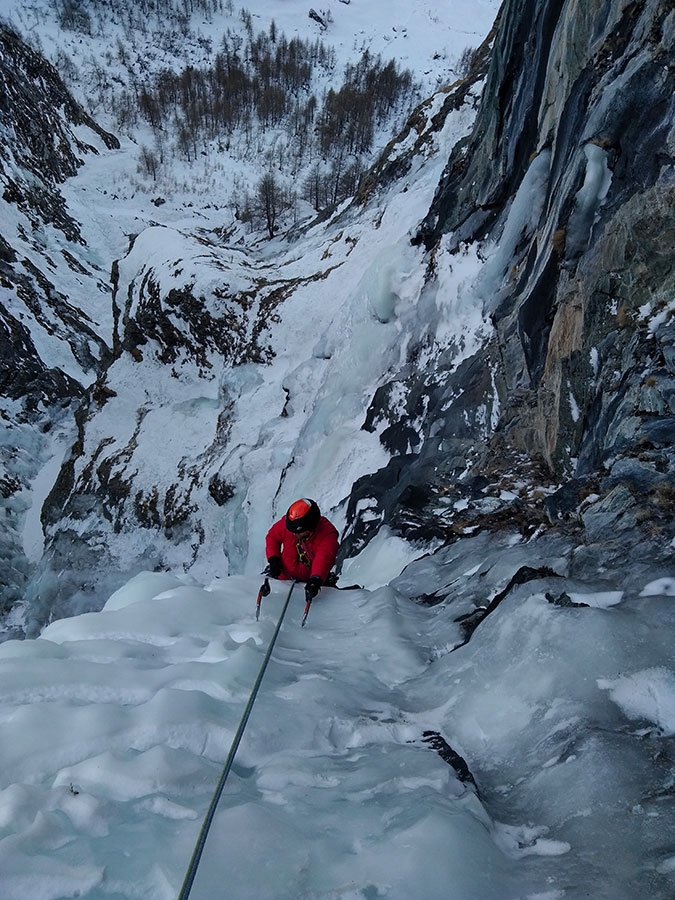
[[305, 575, 322, 600], [266, 556, 282, 578]]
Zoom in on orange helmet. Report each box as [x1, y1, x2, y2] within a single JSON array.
[[286, 498, 320, 533]]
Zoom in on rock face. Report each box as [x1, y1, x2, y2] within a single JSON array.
[[343, 0, 675, 576], [0, 24, 118, 632]]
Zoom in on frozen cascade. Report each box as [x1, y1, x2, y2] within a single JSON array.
[[565, 143, 613, 258], [475, 150, 552, 313]]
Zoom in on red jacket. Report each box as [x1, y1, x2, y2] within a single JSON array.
[[265, 515, 339, 582]]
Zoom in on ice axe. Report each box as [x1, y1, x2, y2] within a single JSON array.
[[301, 577, 321, 627], [255, 577, 271, 621], [301, 591, 312, 627]]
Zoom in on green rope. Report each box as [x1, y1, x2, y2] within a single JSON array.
[[177, 579, 297, 900]]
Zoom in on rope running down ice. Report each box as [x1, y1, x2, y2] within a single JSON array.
[[177, 579, 297, 900]]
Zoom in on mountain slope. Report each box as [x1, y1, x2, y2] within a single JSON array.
[[1, 1, 502, 632], [1, 1, 674, 632]]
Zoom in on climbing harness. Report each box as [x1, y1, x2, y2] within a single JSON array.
[[177, 579, 297, 900], [295, 537, 313, 568]]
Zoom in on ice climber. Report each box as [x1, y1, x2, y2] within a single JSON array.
[[265, 498, 339, 601]]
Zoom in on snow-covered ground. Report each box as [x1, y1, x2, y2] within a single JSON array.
[[4, 0, 499, 225]]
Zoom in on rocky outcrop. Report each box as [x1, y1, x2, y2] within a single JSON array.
[[0, 25, 119, 233], [0, 23, 118, 412]]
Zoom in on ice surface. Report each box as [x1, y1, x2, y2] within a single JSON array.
[[340, 525, 430, 589], [1, 534, 674, 898], [476, 150, 552, 311], [565, 143, 613, 257]]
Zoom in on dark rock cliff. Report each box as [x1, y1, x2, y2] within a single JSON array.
[[340, 0, 675, 578]]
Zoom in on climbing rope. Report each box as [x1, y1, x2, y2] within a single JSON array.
[[177, 579, 297, 900]]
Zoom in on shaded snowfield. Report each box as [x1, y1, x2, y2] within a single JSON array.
[[2, 533, 675, 899]]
